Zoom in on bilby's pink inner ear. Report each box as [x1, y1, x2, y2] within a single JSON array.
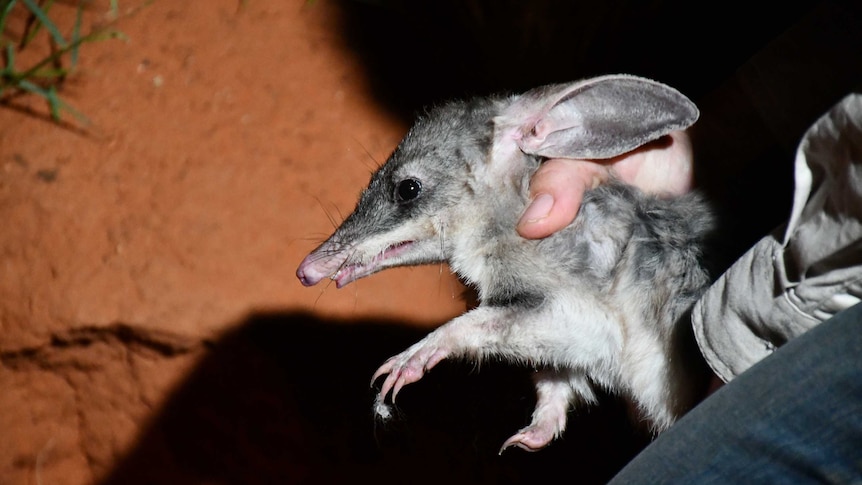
[[512, 74, 699, 160]]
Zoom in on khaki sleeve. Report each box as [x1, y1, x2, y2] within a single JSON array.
[[692, 93, 862, 382]]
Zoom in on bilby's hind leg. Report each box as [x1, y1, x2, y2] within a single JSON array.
[[500, 369, 598, 452]]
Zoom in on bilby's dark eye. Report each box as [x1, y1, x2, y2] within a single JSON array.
[[395, 178, 422, 203]]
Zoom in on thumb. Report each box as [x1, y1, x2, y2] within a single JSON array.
[[516, 159, 607, 239]]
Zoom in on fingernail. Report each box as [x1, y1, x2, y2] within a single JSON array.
[[519, 193, 554, 225]]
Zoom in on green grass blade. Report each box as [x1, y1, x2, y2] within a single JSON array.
[[45, 83, 60, 119], [22, 0, 56, 48], [46, 83, 89, 125], [0, 0, 18, 38], [18, 78, 90, 125], [54, 95, 89, 125], [17, 27, 122, 81], [2, 41, 14, 74], [30, 66, 68, 78], [3, 0, 124, 128], [17, 78, 47, 95], [70, 3, 83, 68], [20, 0, 67, 48], [92, 29, 128, 43]]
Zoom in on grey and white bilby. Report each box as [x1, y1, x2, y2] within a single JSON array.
[[296, 74, 714, 452]]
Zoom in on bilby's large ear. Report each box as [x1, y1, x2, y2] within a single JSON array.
[[502, 74, 699, 160]]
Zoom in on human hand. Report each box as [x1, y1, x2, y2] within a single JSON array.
[[516, 130, 696, 239]]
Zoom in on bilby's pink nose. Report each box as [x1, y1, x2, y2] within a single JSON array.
[[296, 255, 328, 287]]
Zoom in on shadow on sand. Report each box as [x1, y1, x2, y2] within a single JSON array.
[[99, 311, 650, 485]]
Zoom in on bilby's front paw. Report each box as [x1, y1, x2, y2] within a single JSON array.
[[370, 339, 451, 418]]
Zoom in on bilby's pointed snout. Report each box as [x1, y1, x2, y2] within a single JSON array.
[[296, 252, 337, 287]]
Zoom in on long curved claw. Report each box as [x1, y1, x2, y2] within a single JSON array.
[[499, 427, 556, 454], [371, 357, 397, 386], [369, 342, 452, 417], [379, 368, 402, 403], [379, 356, 428, 403]]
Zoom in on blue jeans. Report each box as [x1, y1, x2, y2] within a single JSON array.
[[609, 302, 862, 484]]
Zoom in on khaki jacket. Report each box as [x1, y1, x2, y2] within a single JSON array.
[[693, 93, 862, 381]]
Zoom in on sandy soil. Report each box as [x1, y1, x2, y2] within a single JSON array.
[[2, 1, 468, 483]]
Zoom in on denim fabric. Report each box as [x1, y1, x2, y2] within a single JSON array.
[[609, 302, 862, 484]]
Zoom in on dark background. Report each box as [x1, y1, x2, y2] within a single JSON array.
[[337, 0, 817, 117], [336, 0, 861, 267]]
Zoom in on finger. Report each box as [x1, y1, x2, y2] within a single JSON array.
[[608, 131, 694, 196], [517, 159, 606, 239]]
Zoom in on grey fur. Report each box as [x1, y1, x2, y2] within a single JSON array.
[[297, 75, 714, 452]]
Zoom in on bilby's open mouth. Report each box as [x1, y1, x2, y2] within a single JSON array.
[[332, 241, 415, 288]]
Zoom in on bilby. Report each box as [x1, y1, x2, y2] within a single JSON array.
[[296, 75, 714, 452]]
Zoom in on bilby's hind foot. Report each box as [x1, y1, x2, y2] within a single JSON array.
[[500, 370, 597, 452], [500, 422, 561, 453]]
